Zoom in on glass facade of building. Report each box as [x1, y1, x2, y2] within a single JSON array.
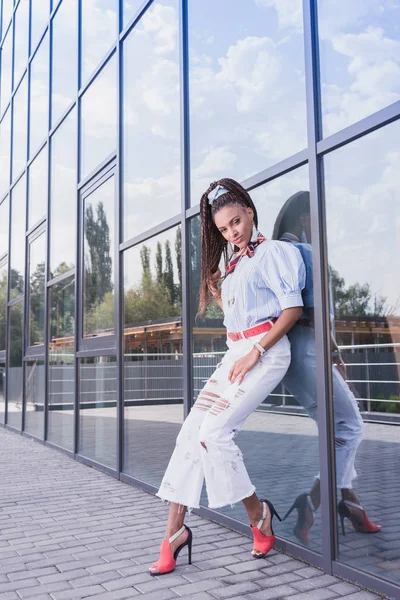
[[0, 1, 399, 596]]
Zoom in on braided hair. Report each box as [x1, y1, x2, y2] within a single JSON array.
[[198, 177, 258, 316]]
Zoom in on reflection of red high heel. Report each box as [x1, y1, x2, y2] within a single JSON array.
[[283, 493, 315, 545], [149, 525, 192, 576], [338, 500, 382, 535], [251, 499, 281, 558]]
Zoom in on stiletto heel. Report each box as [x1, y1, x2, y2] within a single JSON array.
[[283, 493, 315, 545], [149, 525, 193, 576], [251, 498, 279, 559], [338, 500, 381, 535]]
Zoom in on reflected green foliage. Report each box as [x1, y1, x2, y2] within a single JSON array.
[[331, 268, 391, 318], [9, 302, 23, 366], [9, 268, 24, 299], [29, 261, 45, 345], [50, 277, 75, 339], [0, 268, 7, 350]]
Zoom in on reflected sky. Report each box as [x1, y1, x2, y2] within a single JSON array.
[[0, 29, 13, 116], [13, 0, 29, 89], [81, 0, 117, 86], [29, 33, 49, 158], [28, 144, 48, 229], [12, 76, 28, 181], [0, 108, 11, 198]]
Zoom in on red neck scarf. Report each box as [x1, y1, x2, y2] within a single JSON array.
[[225, 232, 266, 275]]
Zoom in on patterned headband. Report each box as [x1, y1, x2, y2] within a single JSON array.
[[207, 185, 229, 206]]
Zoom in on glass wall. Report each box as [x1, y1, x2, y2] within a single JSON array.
[[28, 145, 48, 229], [0, 28, 13, 115], [81, 0, 117, 86], [0, 360, 5, 424], [29, 32, 49, 158], [12, 76, 28, 180], [24, 358, 45, 438], [0, 108, 11, 197], [13, 0, 29, 89], [9, 175, 26, 300], [28, 232, 46, 347], [0, 261, 7, 351], [7, 301, 24, 430]]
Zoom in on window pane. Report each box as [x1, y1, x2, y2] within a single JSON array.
[[325, 123, 400, 585], [28, 232, 46, 346], [0, 361, 5, 424], [12, 75, 28, 179], [25, 359, 45, 438], [13, 0, 29, 87], [0, 29, 13, 115], [0, 261, 7, 350], [0, 108, 11, 196], [188, 0, 307, 205], [7, 300, 24, 430], [48, 275, 75, 451], [51, 0, 78, 127], [123, 227, 183, 485], [1, 1, 13, 36], [79, 355, 117, 469], [318, 2, 400, 138], [81, 0, 117, 86], [83, 175, 115, 338], [50, 109, 77, 278], [29, 33, 49, 158], [123, 0, 144, 28], [28, 145, 47, 229], [0, 196, 9, 257], [123, 1, 181, 240], [80, 57, 117, 180], [31, 0, 50, 52], [10, 174, 26, 300]]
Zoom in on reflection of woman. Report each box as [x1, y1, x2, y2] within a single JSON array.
[[149, 178, 306, 575], [272, 191, 381, 543]]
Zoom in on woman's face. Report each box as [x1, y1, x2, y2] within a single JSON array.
[[213, 203, 254, 250]]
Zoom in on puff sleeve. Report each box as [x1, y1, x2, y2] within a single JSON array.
[[262, 241, 306, 310]]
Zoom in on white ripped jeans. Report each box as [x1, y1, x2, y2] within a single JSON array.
[[157, 333, 291, 510]]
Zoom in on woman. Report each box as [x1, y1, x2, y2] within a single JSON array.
[[272, 191, 381, 543], [149, 178, 306, 576]]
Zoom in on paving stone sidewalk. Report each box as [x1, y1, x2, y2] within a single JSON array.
[[0, 428, 386, 600]]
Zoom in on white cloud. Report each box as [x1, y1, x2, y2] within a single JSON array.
[[255, 0, 303, 32]]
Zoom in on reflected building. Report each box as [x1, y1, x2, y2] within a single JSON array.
[[0, 1, 399, 597]]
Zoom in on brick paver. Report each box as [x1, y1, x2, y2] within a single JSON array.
[[0, 428, 387, 599]]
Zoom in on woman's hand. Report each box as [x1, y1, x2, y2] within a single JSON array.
[[228, 348, 260, 385]]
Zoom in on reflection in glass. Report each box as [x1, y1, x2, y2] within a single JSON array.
[[81, 0, 117, 85], [325, 124, 400, 585], [0, 261, 7, 350], [188, 0, 307, 205], [0, 197, 9, 257], [123, 1, 181, 240], [25, 359, 45, 439], [318, 2, 400, 138], [1, 1, 13, 37], [48, 276, 75, 451], [7, 301, 24, 430], [0, 361, 5, 424], [83, 175, 115, 338], [29, 33, 49, 158], [79, 356, 117, 469], [31, 0, 50, 53], [13, 0, 29, 87], [28, 145, 48, 229], [0, 108, 11, 197], [0, 30, 13, 115], [12, 76, 28, 179], [10, 175, 26, 300], [80, 57, 117, 180], [49, 109, 77, 279], [28, 233, 46, 347], [51, 0, 78, 127], [123, 227, 183, 484], [123, 0, 145, 28]]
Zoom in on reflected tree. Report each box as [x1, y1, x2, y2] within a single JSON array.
[[29, 261, 45, 345], [331, 268, 394, 318], [0, 269, 7, 350]]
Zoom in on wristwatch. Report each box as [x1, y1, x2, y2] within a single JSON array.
[[253, 342, 266, 357]]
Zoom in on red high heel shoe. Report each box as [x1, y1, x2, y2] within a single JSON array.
[[283, 493, 315, 545], [251, 499, 281, 558], [149, 525, 192, 576], [338, 500, 382, 535]]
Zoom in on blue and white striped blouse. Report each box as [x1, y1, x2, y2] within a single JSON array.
[[220, 240, 306, 332]]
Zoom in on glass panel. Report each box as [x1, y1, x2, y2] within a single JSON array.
[[48, 275, 75, 451], [0, 361, 5, 424], [13, 0, 29, 87], [0, 261, 7, 350], [83, 175, 115, 339], [79, 355, 117, 469], [123, 0, 181, 241], [318, 2, 400, 138], [12, 75, 28, 179], [51, 0, 78, 127], [80, 57, 117, 180], [7, 300, 24, 430], [28, 232, 46, 347], [28, 145, 47, 229], [0, 196, 9, 257], [123, 226, 183, 484], [0, 29, 13, 115], [1, 1, 13, 36], [123, 0, 144, 28], [24, 359, 45, 438], [10, 174, 26, 300], [29, 33, 49, 158], [325, 123, 400, 585], [188, 0, 307, 205], [0, 108, 11, 196], [31, 0, 50, 52], [49, 108, 77, 278], [81, 0, 117, 86]]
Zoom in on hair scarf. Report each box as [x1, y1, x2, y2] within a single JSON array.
[[225, 231, 266, 275]]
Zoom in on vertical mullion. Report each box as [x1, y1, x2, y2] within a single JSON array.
[[303, 0, 336, 572]]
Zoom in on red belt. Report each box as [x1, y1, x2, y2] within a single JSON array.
[[228, 319, 277, 341]]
